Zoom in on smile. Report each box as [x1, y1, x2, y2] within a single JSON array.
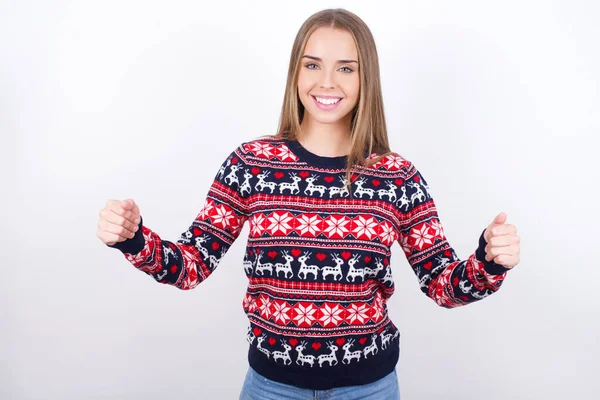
[[311, 95, 343, 110]]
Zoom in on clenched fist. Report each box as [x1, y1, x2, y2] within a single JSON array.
[[97, 199, 141, 246]]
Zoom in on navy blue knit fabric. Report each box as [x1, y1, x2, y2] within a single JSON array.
[[109, 137, 510, 390]]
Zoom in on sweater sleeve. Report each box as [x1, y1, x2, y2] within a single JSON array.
[[107, 146, 250, 290], [395, 163, 511, 308]]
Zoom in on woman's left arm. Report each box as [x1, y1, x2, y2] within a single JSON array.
[[395, 162, 520, 309]]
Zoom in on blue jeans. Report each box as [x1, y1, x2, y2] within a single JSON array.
[[239, 366, 400, 400]]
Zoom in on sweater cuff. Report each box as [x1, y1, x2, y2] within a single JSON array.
[[476, 228, 511, 276], [107, 216, 145, 255]]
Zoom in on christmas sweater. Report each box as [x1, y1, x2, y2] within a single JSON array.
[[109, 136, 511, 390]]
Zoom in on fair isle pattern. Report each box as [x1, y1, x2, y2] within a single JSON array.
[[109, 136, 510, 389]]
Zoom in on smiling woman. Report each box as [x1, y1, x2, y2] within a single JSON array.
[[99, 7, 519, 400]]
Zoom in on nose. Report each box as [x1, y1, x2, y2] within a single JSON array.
[[319, 68, 335, 89]]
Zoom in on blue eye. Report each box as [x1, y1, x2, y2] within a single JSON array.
[[304, 63, 354, 73]]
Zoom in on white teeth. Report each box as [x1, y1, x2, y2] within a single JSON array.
[[315, 97, 341, 105]]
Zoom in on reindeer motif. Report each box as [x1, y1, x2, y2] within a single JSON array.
[[471, 290, 491, 300], [342, 339, 362, 364], [362, 256, 382, 280], [179, 230, 193, 244], [376, 181, 397, 202], [256, 334, 271, 359], [430, 254, 451, 275], [163, 244, 177, 265], [272, 339, 293, 365], [224, 164, 242, 186], [459, 279, 473, 294], [304, 175, 327, 197], [380, 329, 394, 350], [255, 171, 277, 193], [317, 341, 339, 367], [208, 247, 227, 270], [408, 181, 426, 205], [372, 257, 386, 277], [381, 265, 394, 286], [239, 168, 253, 196], [415, 266, 431, 290], [243, 251, 254, 275], [193, 234, 211, 259], [216, 157, 231, 179], [363, 333, 379, 358], [274, 250, 294, 279], [328, 176, 350, 198], [156, 269, 168, 280], [321, 253, 344, 281], [346, 253, 365, 282], [353, 177, 375, 199], [298, 252, 320, 280], [278, 172, 301, 195], [295, 341, 316, 367], [254, 251, 274, 276], [396, 186, 411, 211]]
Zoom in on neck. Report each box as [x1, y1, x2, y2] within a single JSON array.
[[298, 114, 352, 157]]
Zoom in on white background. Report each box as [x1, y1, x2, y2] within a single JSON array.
[[3, 0, 599, 399]]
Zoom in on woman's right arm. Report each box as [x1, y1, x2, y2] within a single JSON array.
[[97, 147, 250, 290]]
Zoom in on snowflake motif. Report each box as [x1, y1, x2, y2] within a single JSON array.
[[370, 293, 384, 322], [324, 215, 350, 239], [276, 145, 299, 162], [429, 219, 445, 240], [250, 214, 266, 237], [198, 199, 215, 219], [272, 301, 292, 325], [319, 303, 344, 327], [379, 222, 397, 245], [248, 142, 274, 158], [258, 295, 272, 319], [346, 303, 369, 324], [352, 216, 378, 240], [410, 223, 435, 250], [383, 155, 406, 170], [210, 204, 235, 228], [296, 214, 322, 236], [244, 294, 257, 312], [399, 232, 411, 254], [267, 211, 294, 235], [293, 303, 317, 327]]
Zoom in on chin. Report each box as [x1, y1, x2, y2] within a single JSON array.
[[306, 108, 353, 125]]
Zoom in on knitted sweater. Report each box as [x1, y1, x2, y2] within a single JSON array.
[[109, 136, 510, 390]]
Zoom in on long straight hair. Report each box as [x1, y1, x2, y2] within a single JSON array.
[[274, 8, 393, 186]]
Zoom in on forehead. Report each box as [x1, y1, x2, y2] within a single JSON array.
[[304, 27, 358, 60]]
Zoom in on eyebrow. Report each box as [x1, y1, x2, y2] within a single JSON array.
[[302, 55, 358, 64]]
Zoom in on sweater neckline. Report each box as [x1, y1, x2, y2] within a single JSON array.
[[284, 139, 349, 169]]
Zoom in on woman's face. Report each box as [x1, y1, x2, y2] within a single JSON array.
[[297, 27, 360, 128]]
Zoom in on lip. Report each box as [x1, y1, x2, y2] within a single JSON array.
[[311, 95, 343, 111], [311, 94, 343, 99]]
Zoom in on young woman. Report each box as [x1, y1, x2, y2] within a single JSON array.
[[97, 8, 520, 400]]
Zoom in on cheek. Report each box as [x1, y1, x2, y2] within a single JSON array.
[[345, 77, 360, 105], [297, 71, 312, 93]]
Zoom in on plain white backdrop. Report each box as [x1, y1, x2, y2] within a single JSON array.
[[3, 0, 599, 399]]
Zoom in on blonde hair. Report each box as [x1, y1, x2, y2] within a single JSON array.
[[273, 8, 393, 187]]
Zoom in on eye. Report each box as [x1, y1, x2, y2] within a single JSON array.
[[305, 63, 319, 70], [340, 66, 354, 73]]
